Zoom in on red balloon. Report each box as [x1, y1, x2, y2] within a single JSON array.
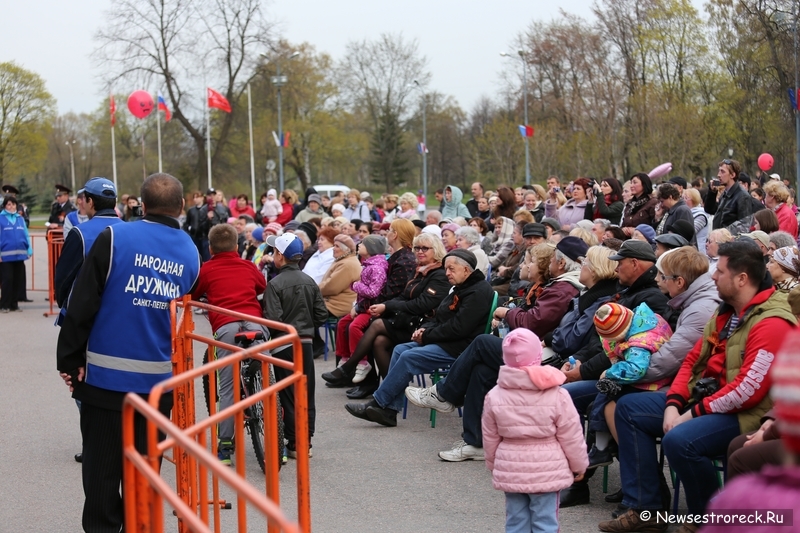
[[758, 153, 774, 172], [127, 90, 154, 119]]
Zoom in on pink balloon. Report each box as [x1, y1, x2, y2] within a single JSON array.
[[758, 153, 774, 172], [127, 90, 154, 119], [648, 162, 672, 180]]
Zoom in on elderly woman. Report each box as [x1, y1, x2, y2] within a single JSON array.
[[704, 228, 732, 271], [510, 242, 556, 310], [548, 245, 619, 357], [620, 173, 658, 235], [441, 223, 459, 252], [455, 226, 489, 276], [763, 181, 798, 238], [769, 231, 796, 255], [397, 192, 420, 220], [545, 178, 591, 231], [490, 221, 527, 295], [318, 234, 362, 318], [321, 232, 450, 391], [487, 216, 516, 268], [768, 246, 800, 292], [335, 219, 418, 396], [330, 203, 346, 218], [302, 226, 338, 284], [382, 194, 400, 222]]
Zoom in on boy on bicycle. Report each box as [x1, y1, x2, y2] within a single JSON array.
[[192, 223, 267, 465], [264, 232, 328, 459]]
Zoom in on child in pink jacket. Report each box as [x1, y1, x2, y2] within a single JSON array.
[[482, 328, 589, 533]]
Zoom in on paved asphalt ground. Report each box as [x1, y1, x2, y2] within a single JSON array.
[[0, 232, 684, 532]]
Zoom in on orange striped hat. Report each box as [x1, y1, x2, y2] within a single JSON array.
[[771, 329, 800, 454], [594, 303, 634, 341]]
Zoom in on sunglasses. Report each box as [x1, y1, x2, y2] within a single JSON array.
[[413, 246, 432, 253]]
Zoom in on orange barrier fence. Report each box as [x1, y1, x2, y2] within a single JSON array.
[[122, 296, 311, 533], [42, 228, 64, 316]]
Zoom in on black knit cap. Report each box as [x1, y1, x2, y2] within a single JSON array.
[[444, 248, 478, 270], [298, 222, 318, 244]]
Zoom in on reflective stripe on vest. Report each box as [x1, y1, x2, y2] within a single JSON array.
[[0, 249, 27, 257], [86, 350, 173, 374]]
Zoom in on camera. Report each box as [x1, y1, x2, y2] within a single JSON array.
[[691, 377, 720, 403], [710, 179, 721, 188], [588, 178, 597, 188], [553, 187, 561, 193], [130, 205, 143, 218]]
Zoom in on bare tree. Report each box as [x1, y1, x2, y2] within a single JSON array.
[[94, 0, 272, 188]]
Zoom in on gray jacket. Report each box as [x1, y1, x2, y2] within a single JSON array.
[[643, 272, 721, 382], [264, 262, 329, 340]]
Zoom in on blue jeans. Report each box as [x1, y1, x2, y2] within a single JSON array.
[[373, 341, 456, 412], [505, 491, 559, 533], [615, 392, 740, 513], [561, 379, 599, 417]]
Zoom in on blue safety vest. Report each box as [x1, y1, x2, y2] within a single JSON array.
[[85, 220, 200, 393], [0, 211, 30, 262]]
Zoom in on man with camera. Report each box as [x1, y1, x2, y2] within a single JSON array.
[[704, 158, 754, 230], [599, 240, 795, 533]]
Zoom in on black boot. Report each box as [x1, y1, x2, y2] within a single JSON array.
[[559, 482, 590, 508]]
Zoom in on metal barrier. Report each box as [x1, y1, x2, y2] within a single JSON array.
[[122, 296, 311, 533], [42, 228, 64, 316]]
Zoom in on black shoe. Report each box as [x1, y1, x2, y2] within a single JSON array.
[[346, 381, 378, 399], [611, 503, 629, 519], [365, 404, 397, 427], [605, 488, 623, 503], [587, 444, 615, 469], [559, 483, 590, 508], [345, 399, 377, 421], [20, 299, 34, 302], [74, 453, 82, 463], [321, 367, 353, 388]]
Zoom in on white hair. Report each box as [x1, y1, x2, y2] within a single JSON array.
[[555, 249, 582, 273], [455, 226, 480, 246]]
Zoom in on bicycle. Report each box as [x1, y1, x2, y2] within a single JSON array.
[[202, 330, 284, 473]]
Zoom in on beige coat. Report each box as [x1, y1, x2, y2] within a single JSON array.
[[318, 254, 362, 317]]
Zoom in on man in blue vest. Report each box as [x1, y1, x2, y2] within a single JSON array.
[[57, 173, 200, 533], [63, 189, 90, 238]]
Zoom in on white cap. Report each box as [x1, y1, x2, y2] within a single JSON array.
[[421, 225, 442, 238], [266, 233, 303, 259], [770, 173, 781, 181]]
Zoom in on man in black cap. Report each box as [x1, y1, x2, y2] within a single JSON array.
[[345, 249, 494, 427], [655, 233, 689, 258], [49, 184, 76, 225], [522, 222, 547, 246], [667, 176, 687, 194], [556, 239, 671, 507]]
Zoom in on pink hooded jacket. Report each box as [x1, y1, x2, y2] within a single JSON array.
[[482, 365, 588, 494]]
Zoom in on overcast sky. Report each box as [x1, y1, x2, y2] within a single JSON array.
[[1, 0, 614, 115]]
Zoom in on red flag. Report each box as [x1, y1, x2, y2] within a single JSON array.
[[110, 95, 116, 126], [207, 88, 231, 113]]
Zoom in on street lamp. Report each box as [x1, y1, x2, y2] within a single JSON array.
[[410, 80, 427, 207], [65, 140, 76, 192], [501, 50, 531, 185], [263, 51, 300, 193]]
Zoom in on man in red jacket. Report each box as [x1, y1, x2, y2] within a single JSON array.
[[600, 240, 796, 533], [191, 223, 267, 466]]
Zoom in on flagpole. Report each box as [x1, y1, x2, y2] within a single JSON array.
[[111, 122, 118, 191], [206, 87, 212, 189], [247, 83, 256, 205], [156, 92, 163, 173]]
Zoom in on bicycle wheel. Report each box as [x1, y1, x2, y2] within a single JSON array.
[[244, 360, 284, 473], [202, 349, 219, 416]]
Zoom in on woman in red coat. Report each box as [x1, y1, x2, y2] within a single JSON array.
[[764, 181, 798, 238]]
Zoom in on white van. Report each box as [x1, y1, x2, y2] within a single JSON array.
[[312, 184, 350, 199]]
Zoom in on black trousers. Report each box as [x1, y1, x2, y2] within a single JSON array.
[[80, 402, 170, 533], [272, 342, 315, 445], [0, 260, 24, 310], [436, 334, 504, 448]]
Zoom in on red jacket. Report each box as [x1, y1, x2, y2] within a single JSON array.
[[191, 251, 266, 331], [665, 287, 794, 418], [275, 202, 294, 227], [775, 203, 798, 238]]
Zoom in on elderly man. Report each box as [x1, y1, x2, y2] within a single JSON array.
[[599, 240, 795, 533], [558, 239, 670, 507], [406, 237, 588, 461], [522, 222, 547, 246], [345, 249, 493, 428], [425, 209, 443, 226]]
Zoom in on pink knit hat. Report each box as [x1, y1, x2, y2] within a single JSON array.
[[264, 222, 283, 236], [771, 330, 800, 454], [502, 329, 543, 368]]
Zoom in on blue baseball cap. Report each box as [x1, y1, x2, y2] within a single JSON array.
[[267, 233, 304, 260], [80, 177, 117, 198]]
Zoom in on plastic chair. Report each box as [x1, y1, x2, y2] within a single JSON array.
[[322, 316, 338, 361], [668, 452, 726, 513]]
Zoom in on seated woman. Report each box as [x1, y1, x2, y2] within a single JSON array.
[[440, 223, 459, 252], [321, 232, 451, 394], [302, 226, 338, 284], [318, 234, 362, 319], [490, 221, 527, 295], [768, 246, 800, 292], [397, 192, 420, 220], [455, 226, 489, 276], [547, 245, 619, 358], [705, 227, 732, 271], [487, 216, 515, 269], [334, 219, 417, 393]]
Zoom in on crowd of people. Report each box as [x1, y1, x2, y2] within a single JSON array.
[[5, 158, 800, 532]]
